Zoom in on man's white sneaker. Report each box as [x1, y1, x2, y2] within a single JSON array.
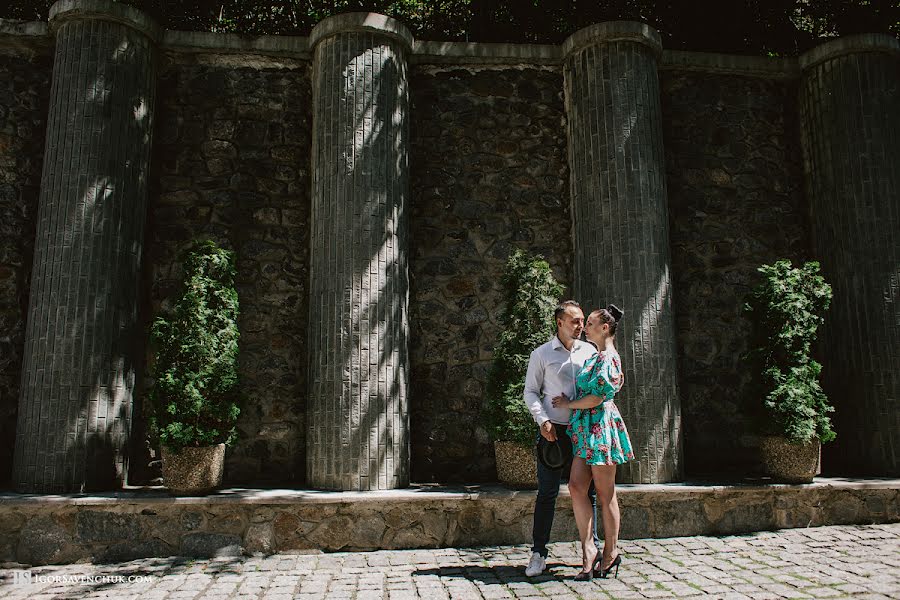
[[525, 552, 546, 577]]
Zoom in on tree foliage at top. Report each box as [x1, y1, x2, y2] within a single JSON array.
[[3, 0, 897, 56]]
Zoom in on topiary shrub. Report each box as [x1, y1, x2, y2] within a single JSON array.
[[485, 249, 563, 446], [149, 240, 241, 451], [743, 259, 835, 444]]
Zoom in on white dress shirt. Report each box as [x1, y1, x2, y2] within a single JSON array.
[[523, 335, 598, 426]]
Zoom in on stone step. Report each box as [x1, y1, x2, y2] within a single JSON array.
[[1, 477, 897, 565]]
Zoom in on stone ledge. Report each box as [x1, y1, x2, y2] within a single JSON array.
[[661, 49, 800, 78], [2, 476, 897, 505], [799, 33, 900, 70], [4, 15, 889, 78], [162, 29, 310, 59], [411, 41, 561, 65], [562, 21, 663, 59], [308, 12, 413, 52], [0, 19, 53, 57], [49, 0, 163, 43], [0, 18, 49, 37], [0, 478, 896, 565]]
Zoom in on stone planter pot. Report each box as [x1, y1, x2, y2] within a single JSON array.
[[760, 435, 821, 484], [161, 443, 226, 495], [494, 441, 537, 488]]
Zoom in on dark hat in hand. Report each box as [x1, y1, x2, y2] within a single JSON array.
[[536, 433, 573, 471]]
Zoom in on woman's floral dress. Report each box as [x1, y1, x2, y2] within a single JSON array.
[[568, 350, 634, 465]]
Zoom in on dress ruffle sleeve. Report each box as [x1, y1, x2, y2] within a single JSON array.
[[579, 352, 624, 401]]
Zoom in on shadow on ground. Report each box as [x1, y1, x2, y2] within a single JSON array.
[[412, 560, 581, 585], [0, 556, 248, 597]]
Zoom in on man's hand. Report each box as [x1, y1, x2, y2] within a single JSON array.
[[540, 420, 557, 442], [551, 393, 570, 408]]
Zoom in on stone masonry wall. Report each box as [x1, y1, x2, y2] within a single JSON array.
[[408, 66, 572, 482], [145, 53, 312, 485], [1, 482, 896, 564], [0, 42, 51, 486], [0, 30, 828, 486], [800, 50, 900, 475], [660, 71, 809, 474]]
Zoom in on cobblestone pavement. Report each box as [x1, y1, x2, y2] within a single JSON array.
[[1, 524, 898, 599]]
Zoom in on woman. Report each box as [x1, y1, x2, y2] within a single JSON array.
[[552, 305, 633, 581]]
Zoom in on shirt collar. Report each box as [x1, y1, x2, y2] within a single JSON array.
[[552, 335, 583, 352]]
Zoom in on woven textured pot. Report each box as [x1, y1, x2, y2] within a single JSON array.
[[161, 443, 226, 495], [494, 441, 537, 488], [760, 435, 821, 484]]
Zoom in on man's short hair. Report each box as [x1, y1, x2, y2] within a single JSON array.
[[554, 300, 581, 321]]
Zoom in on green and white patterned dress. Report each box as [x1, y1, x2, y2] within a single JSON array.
[[567, 350, 634, 466]]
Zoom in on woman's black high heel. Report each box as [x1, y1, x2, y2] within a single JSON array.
[[597, 554, 622, 579], [573, 569, 594, 581], [575, 551, 603, 581]]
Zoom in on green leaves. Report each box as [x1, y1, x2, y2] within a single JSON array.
[[744, 260, 835, 444], [4, 1, 895, 55], [485, 249, 563, 446], [148, 240, 241, 451]]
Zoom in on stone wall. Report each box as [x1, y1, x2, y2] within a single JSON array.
[[0, 51, 816, 485], [0, 41, 51, 486], [799, 44, 900, 475], [3, 22, 892, 486], [660, 71, 809, 474], [1, 479, 896, 564], [146, 52, 313, 485], [408, 66, 572, 482]]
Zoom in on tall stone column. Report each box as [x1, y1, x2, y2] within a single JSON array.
[[13, 0, 159, 492], [306, 14, 411, 490], [799, 35, 900, 476], [563, 23, 682, 483]]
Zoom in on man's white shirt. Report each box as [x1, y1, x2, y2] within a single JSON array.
[[523, 336, 598, 426]]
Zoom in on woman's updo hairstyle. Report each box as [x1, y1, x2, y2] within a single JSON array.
[[593, 304, 624, 335]]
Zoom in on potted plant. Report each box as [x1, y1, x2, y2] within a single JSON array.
[[743, 259, 834, 483], [148, 240, 241, 495], [485, 250, 563, 487]]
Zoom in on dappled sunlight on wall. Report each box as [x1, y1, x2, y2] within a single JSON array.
[[13, 10, 158, 492], [306, 21, 411, 491]]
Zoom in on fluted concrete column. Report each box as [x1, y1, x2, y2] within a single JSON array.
[[306, 14, 411, 490], [13, 0, 159, 492], [563, 23, 682, 483], [799, 35, 900, 475]]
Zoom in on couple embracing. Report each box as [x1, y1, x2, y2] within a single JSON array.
[[523, 300, 633, 581]]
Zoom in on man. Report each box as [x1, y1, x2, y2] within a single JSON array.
[[523, 300, 599, 577]]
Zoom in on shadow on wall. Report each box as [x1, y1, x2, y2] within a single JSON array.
[[405, 66, 573, 483], [568, 47, 681, 483], [660, 72, 810, 477], [307, 38, 409, 489], [139, 57, 314, 487], [14, 21, 155, 492], [0, 48, 52, 487]]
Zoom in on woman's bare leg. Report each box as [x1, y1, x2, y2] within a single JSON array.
[[568, 457, 598, 571], [591, 464, 620, 568]]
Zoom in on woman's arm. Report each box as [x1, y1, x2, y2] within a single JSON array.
[[551, 393, 604, 409]]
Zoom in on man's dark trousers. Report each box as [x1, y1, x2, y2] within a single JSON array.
[[532, 423, 600, 557]]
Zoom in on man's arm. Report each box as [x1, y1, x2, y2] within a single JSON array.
[[523, 348, 557, 441], [553, 393, 603, 409]]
